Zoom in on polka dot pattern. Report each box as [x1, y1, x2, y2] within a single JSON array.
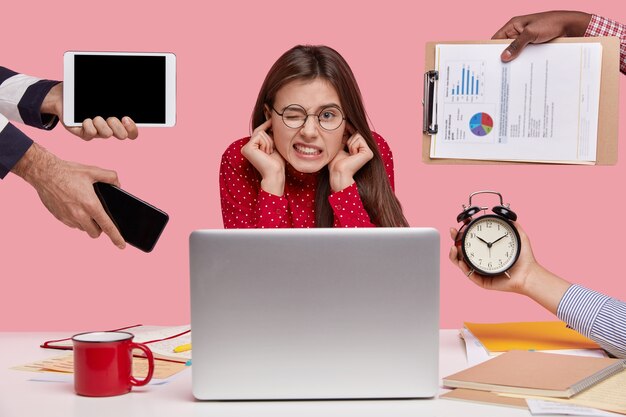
[[219, 132, 395, 228]]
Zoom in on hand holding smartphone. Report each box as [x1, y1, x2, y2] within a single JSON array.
[[93, 182, 169, 252]]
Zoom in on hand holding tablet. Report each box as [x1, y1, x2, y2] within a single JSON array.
[[63, 51, 176, 128], [41, 83, 139, 140]]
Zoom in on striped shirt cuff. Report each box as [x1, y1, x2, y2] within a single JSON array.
[[557, 284, 626, 358], [557, 284, 610, 337], [0, 121, 33, 179], [592, 298, 626, 358]]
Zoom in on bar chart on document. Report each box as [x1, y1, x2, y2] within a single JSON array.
[[446, 61, 485, 103], [439, 59, 495, 145], [431, 43, 602, 163]]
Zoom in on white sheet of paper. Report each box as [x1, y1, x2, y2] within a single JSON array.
[[27, 373, 172, 386], [537, 349, 608, 358], [460, 328, 491, 366], [527, 399, 623, 416], [130, 325, 192, 361], [431, 43, 602, 163], [40, 325, 192, 362]]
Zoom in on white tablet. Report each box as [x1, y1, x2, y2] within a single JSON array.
[[63, 51, 176, 127]]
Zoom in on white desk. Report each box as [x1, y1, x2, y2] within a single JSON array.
[[0, 330, 530, 417]]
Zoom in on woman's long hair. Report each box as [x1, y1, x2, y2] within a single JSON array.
[[251, 45, 408, 227]]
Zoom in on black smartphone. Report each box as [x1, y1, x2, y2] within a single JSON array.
[[93, 182, 169, 252]]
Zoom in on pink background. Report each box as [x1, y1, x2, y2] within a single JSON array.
[[1, 1, 624, 331]]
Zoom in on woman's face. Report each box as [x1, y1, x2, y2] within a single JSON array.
[[266, 78, 346, 174]]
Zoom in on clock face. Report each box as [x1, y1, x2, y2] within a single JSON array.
[[461, 215, 521, 275]]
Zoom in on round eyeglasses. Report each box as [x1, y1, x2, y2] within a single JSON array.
[[271, 104, 345, 131]]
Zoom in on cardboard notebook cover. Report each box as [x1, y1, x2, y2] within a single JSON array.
[[422, 37, 620, 165], [442, 350, 625, 398], [440, 388, 528, 409]]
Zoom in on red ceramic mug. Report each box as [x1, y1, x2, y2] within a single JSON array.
[[72, 331, 155, 397]]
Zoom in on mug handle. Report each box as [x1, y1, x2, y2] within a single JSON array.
[[129, 342, 155, 386]]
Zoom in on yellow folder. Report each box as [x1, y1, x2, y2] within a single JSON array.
[[464, 321, 600, 352]]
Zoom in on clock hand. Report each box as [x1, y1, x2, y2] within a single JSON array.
[[491, 233, 509, 245], [475, 235, 492, 257]]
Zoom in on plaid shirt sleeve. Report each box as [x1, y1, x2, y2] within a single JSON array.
[[585, 14, 626, 74]]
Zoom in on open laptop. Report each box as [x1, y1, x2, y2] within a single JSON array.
[[189, 228, 439, 400]]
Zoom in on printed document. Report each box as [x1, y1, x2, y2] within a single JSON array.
[[430, 43, 602, 163]]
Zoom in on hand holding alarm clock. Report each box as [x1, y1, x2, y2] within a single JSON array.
[[449, 192, 571, 314], [454, 191, 521, 277]]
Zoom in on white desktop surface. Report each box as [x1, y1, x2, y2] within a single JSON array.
[[0, 330, 531, 417]]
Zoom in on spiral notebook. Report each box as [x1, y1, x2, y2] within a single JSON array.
[[443, 350, 625, 398]]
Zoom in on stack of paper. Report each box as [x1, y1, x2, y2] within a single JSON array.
[[12, 354, 188, 381], [442, 351, 626, 415], [41, 324, 191, 362], [446, 321, 624, 415]]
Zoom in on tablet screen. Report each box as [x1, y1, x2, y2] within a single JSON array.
[[73, 55, 166, 124]]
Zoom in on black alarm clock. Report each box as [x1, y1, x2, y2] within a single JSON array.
[[455, 191, 521, 276]]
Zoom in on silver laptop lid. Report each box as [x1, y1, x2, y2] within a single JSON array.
[[190, 228, 439, 400]]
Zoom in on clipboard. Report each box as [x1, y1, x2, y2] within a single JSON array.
[[422, 37, 620, 165]]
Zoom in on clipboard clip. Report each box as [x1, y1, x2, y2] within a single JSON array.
[[423, 70, 438, 134]]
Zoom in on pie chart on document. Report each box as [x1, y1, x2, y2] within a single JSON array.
[[469, 112, 493, 137]]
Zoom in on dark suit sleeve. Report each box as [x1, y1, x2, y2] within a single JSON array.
[[0, 66, 61, 179], [0, 116, 33, 178]]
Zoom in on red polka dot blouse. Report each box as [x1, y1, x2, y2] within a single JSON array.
[[220, 132, 395, 228]]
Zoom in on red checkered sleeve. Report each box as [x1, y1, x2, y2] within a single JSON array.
[[585, 14, 626, 74]]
